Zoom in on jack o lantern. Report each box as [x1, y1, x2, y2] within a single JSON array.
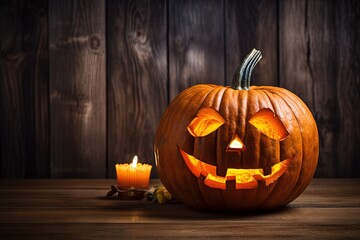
[[154, 49, 319, 210]]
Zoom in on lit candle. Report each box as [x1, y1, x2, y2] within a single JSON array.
[[115, 155, 152, 190]]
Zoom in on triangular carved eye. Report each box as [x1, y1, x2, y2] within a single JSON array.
[[187, 108, 225, 137], [249, 108, 289, 141]]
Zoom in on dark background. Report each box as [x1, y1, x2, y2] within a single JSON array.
[[1, 0, 359, 178]]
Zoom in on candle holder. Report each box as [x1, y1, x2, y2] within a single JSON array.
[[107, 185, 147, 200], [115, 156, 152, 190]]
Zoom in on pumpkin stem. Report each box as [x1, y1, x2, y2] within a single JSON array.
[[231, 49, 262, 90]]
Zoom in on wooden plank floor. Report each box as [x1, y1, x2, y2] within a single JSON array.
[[0, 179, 359, 239]]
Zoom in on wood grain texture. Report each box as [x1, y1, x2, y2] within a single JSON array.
[[169, 0, 224, 99], [49, 0, 106, 177], [0, 179, 359, 239], [226, 0, 278, 86], [279, 0, 313, 107], [279, 0, 331, 177], [0, 0, 49, 178], [279, 0, 360, 177], [335, 0, 360, 177], [304, 0, 338, 177], [107, 0, 167, 178]]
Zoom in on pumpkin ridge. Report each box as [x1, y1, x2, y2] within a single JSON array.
[[256, 90, 278, 172], [260, 90, 285, 164], [273, 89, 318, 206], [159, 85, 215, 207], [194, 86, 228, 208], [256, 89, 297, 208], [268, 90, 308, 206], [247, 89, 280, 208], [217, 88, 241, 209], [188, 86, 221, 208], [250, 90, 269, 207], [216, 87, 232, 175], [228, 89, 248, 209], [234, 90, 261, 208], [238, 89, 248, 204], [216, 87, 234, 209]]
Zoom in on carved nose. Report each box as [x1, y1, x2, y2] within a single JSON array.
[[226, 133, 247, 152]]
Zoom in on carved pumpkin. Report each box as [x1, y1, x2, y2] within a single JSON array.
[[154, 49, 319, 210]]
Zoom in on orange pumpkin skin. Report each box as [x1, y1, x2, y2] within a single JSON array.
[[154, 50, 319, 211]]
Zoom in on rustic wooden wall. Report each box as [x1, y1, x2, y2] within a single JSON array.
[[0, 0, 49, 178], [1, 0, 359, 178], [49, 0, 106, 178]]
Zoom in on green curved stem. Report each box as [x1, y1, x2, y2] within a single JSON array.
[[231, 49, 262, 90]]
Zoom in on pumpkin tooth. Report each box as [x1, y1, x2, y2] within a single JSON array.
[[204, 174, 226, 190], [235, 175, 259, 189], [263, 165, 272, 176]]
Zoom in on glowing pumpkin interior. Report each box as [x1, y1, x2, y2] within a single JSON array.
[[180, 107, 291, 190]]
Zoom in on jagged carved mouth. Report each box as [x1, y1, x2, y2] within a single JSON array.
[[179, 147, 292, 190]]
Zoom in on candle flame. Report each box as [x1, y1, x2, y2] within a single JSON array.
[[131, 155, 138, 168]]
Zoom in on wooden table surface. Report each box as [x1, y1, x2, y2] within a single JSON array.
[[0, 179, 359, 239]]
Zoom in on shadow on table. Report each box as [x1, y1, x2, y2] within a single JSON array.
[[97, 196, 292, 220]]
